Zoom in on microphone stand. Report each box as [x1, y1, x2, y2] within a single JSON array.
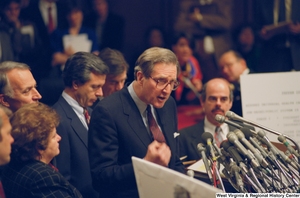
[[226, 111, 300, 157]]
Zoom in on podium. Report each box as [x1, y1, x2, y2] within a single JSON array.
[[132, 157, 222, 198]]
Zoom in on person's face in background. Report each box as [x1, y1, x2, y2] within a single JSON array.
[[238, 27, 255, 52], [93, 0, 108, 18], [0, 69, 42, 112], [73, 72, 106, 108], [0, 109, 13, 165], [172, 37, 192, 66], [39, 128, 61, 164], [148, 29, 164, 48], [218, 51, 247, 83], [201, 79, 232, 126], [3, 2, 21, 23], [137, 63, 177, 109], [67, 9, 83, 28], [102, 71, 127, 97]]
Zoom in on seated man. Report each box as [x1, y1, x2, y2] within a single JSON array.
[[178, 78, 235, 161], [0, 61, 42, 112]]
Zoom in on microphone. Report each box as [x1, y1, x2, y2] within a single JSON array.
[[227, 132, 260, 169], [234, 129, 269, 168], [226, 111, 300, 155], [201, 132, 217, 162], [278, 135, 300, 158], [215, 114, 243, 129], [186, 170, 195, 178], [197, 143, 213, 184], [221, 141, 245, 167]]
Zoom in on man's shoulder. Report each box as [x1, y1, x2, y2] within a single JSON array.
[[179, 121, 204, 136]]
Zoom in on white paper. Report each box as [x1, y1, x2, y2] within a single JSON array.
[[132, 157, 222, 198], [62, 33, 92, 53], [20, 25, 35, 47], [240, 72, 300, 143]]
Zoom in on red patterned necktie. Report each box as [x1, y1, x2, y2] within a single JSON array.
[[146, 105, 165, 143], [47, 6, 54, 34], [214, 126, 223, 147], [84, 108, 90, 125]]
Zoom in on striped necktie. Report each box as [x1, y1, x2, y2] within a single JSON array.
[[214, 126, 223, 147], [84, 108, 90, 125]]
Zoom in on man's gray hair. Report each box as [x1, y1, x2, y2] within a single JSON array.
[[0, 61, 30, 97]]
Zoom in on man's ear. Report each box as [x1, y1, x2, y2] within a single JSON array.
[[0, 94, 10, 108], [136, 71, 144, 85], [72, 81, 79, 90]]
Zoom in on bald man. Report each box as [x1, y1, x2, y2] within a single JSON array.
[[178, 78, 238, 161]]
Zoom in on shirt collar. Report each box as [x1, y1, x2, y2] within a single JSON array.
[[128, 82, 148, 114], [62, 91, 85, 115]]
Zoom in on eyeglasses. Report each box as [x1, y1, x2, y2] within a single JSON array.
[[149, 76, 180, 90]]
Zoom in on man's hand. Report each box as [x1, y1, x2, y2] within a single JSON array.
[[288, 22, 300, 35], [143, 140, 171, 167], [188, 7, 203, 23]]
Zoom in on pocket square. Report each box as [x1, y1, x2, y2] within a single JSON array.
[[173, 132, 180, 138]]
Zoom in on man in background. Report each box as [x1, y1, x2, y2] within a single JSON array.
[[0, 61, 42, 112], [52, 51, 108, 198], [99, 47, 128, 97], [179, 78, 234, 161], [218, 50, 251, 116]]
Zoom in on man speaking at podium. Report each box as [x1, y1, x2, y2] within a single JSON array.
[[179, 78, 238, 162], [88, 47, 185, 198]]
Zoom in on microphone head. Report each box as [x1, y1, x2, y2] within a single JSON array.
[[215, 114, 225, 123], [186, 170, 194, 178], [197, 143, 206, 152], [234, 129, 245, 139], [277, 135, 286, 143], [227, 132, 238, 143], [201, 132, 214, 144], [225, 111, 236, 119], [257, 130, 266, 138], [241, 127, 254, 140], [220, 140, 231, 151]]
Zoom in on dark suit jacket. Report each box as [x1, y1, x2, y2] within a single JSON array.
[[0, 31, 14, 62], [255, 0, 300, 72], [88, 86, 185, 198], [85, 12, 125, 51], [20, 0, 69, 77], [1, 159, 82, 198], [52, 96, 98, 198], [178, 119, 237, 161]]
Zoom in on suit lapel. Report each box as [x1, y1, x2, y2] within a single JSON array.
[[156, 107, 175, 149], [58, 96, 89, 148], [120, 89, 152, 148]]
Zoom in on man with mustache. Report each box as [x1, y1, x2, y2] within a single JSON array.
[[178, 78, 236, 161]]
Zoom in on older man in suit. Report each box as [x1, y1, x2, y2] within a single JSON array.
[[52, 52, 109, 198], [88, 47, 185, 198], [0, 61, 42, 112]]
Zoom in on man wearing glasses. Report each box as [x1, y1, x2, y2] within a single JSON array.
[[88, 47, 185, 198]]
